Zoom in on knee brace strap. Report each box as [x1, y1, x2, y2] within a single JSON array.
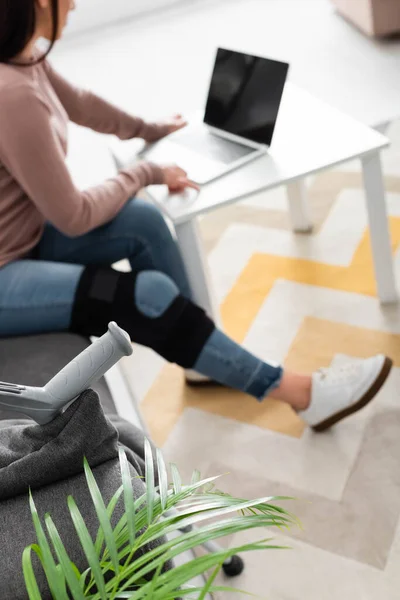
[[70, 267, 215, 369]]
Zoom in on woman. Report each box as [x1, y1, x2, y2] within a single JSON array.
[[0, 0, 393, 432]]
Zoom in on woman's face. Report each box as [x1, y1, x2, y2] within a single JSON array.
[[37, 0, 76, 41]]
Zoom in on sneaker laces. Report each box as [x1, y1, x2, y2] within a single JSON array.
[[316, 362, 362, 386]]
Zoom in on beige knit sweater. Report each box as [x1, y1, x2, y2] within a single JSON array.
[[0, 56, 168, 267]]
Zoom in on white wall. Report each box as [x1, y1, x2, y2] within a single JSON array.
[[65, 0, 185, 36]]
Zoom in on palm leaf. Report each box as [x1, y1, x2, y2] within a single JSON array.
[[120, 475, 225, 551], [158, 495, 295, 537], [144, 559, 164, 598], [68, 496, 107, 600], [156, 448, 168, 511], [170, 463, 182, 495], [22, 545, 43, 600], [119, 447, 136, 548], [83, 457, 120, 575], [115, 517, 288, 590], [149, 541, 273, 598], [191, 470, 201, 485], [198, 564, 221, 600], [144, 439, 155, 526], [45, 514, 85, 600], [134, 501, 294, 557], [94, 484, 123, 557], [77, 566, 90, 591], [112, 479, 295, 579], [105, 493, 295, 597], [170, 495, 294, 522], [126, 542, 265, 600], [28, 492, 68, 600]]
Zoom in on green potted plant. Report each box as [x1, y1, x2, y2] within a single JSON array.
[[23, 440, 299, 599]]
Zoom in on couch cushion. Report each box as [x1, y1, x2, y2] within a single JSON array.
[[0, 333, 116, 419]]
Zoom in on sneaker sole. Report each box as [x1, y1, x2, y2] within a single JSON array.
[[312, 356, 393, 433]]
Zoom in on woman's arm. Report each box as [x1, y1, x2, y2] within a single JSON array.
[[0, 83, 164, 237], [44, 60, 169, 142]]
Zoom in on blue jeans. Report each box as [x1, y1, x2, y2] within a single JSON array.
[[0, 199, 282, 400]]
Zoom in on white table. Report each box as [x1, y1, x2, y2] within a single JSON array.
[[113, 83, 398, 321]]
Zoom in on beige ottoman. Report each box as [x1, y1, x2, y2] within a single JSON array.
[[332, 0, 400, 37]]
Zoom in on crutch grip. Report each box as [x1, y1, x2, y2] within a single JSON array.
[[44, 322, 133, 408]]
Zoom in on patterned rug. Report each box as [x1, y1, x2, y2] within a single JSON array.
[[134, 121, 400, 599]]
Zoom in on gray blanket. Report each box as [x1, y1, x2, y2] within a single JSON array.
[[0, 389, 149, 500]]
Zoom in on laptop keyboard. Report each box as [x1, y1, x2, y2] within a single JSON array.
[[172, 128, 256, 165]]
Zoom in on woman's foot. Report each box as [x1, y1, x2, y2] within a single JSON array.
[[294, 355, 392, 432], [186, 355, 393, 432]]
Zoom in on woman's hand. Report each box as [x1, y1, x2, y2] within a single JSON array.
[[161, 164, 200, 193], [162, 114, 188, 135], [145, 114, 187, 142]]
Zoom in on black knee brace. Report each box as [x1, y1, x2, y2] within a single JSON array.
[[70, 267, 215, 369]]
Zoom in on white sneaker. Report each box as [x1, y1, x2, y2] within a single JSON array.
[[299, 355, 393, 432]]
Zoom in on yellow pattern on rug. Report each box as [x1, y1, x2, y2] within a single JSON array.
[[222, 220, 400, 342], [143, 217, 400, 446]]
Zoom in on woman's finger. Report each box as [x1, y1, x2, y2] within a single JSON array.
[[170, 120, 187, 133], [175, 166, 187, 178], [168, 182, 186, 192], [179, 177, 200, 191]]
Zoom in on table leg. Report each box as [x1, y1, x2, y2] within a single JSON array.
[[175, 218, 222, 327], [286, 180, 313, 233], [361, 152, 398, 304]]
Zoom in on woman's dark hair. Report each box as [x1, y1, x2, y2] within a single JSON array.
[[0, 0, 59, 64]]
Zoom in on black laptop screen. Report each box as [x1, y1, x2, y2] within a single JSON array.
[[204, 48, 289, 146]]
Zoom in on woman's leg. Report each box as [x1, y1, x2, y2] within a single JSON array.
[[0, 261, 391, 431], [127, 270, 392, 432], [36, 198, 392, 428], [37, 198, 192, 298], [194, 327, 311, 409], [36, 198, 198, 382], [0, 260, 83, 336], [130, 271, 392, 431], [0, 260, 285, 403]]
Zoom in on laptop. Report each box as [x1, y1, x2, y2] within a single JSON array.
[[141, 48, 289, 185]]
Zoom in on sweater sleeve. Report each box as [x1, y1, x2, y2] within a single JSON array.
[[43, 60, 170, 142], [0, 84, 165, 237]]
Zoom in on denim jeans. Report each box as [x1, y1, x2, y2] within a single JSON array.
[[0, 199, 282, 400]]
